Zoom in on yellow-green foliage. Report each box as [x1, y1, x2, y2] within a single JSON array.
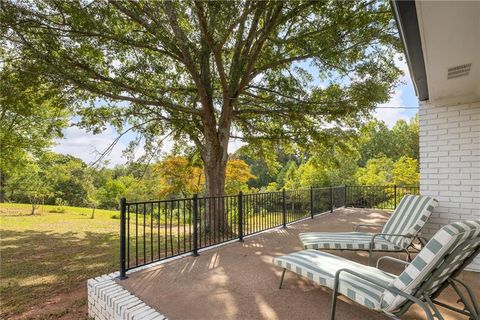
[[356, 156, 419, 186], [393, 156, 419, 186], [356, 156, 394, 185]]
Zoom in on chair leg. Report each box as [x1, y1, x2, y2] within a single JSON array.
[[330, 277, 340, 320], [404, 248, 412, 262], [368, 250, 373, 266], [279, 269, 286, 289], [450, 278, 480, 318], [424, 294, 445, 320]]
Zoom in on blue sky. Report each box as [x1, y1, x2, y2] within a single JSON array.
[[53, 58, 419, 166]]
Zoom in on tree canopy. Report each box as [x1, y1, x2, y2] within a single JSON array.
[[0, 59, 70, 202], [1, 0, 402, 199]]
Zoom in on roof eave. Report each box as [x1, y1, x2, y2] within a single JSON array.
[[391, 0, 429, 101]]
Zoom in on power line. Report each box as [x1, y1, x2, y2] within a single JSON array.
[[374, 106, 418, 109]]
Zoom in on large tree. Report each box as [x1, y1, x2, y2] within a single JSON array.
[[0, 58, 70, 202], [1, 1, 401, 201]]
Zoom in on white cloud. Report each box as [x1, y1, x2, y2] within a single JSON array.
[[53, 126, 128, 166], [373, 55, 418, 128], [374, 88, 411, 127], [53, 55, 418, 163], [228, 138, 246, 154]]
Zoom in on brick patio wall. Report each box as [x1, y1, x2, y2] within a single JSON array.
[[87, 272, 166, 320], [419, 100, 480, 271]]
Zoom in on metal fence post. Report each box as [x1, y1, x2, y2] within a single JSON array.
[[282, 188, 286, 228], [394, 185, 397, 209], [119, 197, 127, 280], [310, 186, 314, 219], [238, 191, 243, 241], [344, 185, 348, 207], [192, 194, 199, 256], [330, 186, 334, 213]]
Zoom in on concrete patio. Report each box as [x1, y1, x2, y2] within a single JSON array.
[[117, 208, 479, 320]]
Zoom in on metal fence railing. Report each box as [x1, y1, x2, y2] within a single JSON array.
[[344, 185, 419, 209], [119, 186, 345, 278], [118, 185, 418, 278]]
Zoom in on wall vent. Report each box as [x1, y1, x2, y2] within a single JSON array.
[[447, 63, 472, 79]]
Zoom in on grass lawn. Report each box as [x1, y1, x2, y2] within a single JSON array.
[[0, 203, 121, 319], [0, 202, 313, 319]]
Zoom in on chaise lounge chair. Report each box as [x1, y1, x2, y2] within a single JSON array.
[[299, 195, 438, 265], [273, 220, 480, 320]]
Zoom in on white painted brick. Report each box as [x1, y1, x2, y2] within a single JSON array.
[[448, 173, 471, 180], [438, 167, 460, 173], [438, 144, 459, 151], [428, 185, 449, 191], [437, 119, 459, 129], [422, 112, 438, 120], [429, 163, 448, 169], [429, 151, 449, 157], [448, 126, 471, 134], [421, 135, 439, 142], [448, 161, 471, 168], [422, 146, 438, 152], [450, 150, 472, 156], [443, 115, 470, 123], [428, 129, 448, 136], [439, 110, 461, 117], [448, 138, 472, 145], [420, 100, 480, 271], [87, 274, 167, 320], [449, 185, 472, 191], [439, 156, 461, 163], [447, 104, 470, 111]]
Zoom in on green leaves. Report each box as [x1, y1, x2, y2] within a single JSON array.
[[0, 59, 70, 173], [2, 0, 403, 194]]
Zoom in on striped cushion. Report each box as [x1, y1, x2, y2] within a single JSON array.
[[381, 195, 438, 249], [273, 250, 396, 310], [382, 220, 480, 312], [299, 232, 402, 251]]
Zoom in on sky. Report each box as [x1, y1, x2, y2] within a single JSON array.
[[53, 58, 419, 166]]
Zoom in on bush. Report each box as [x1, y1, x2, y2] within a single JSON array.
[[49, 198, 67, 213]]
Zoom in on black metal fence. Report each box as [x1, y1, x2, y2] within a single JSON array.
[[345, 185, 419, 209], [119, 186, 345, 277], [119, 185, 418, 278]]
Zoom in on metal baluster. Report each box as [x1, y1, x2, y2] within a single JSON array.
[[120, 198, 127, 279], [192, 194, 198, 256]]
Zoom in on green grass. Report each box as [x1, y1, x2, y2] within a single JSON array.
[[0, 202, 311, 318], [0, 203, 121, 318]]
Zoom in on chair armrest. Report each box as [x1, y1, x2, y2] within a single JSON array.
[[353, 223, 384, 231], [371, 233, 415, 249], [376, 256, 411, 269], [416, 236, 429, 248], [333, 268, 434, 320]]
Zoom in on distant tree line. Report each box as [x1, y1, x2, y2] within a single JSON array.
[[236, 116, 419, 191], [2, 116, 418, 214]]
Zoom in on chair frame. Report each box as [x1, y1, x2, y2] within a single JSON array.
[[353, 223, 428, 265], [393, 239, 480, 319], [278, 239, 480, 320]]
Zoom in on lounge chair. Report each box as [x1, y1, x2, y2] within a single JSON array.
[[273, 220, 480, 320], [300, 195, 438, 265]]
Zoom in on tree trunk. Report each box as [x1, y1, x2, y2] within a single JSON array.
[[201, 128, 229, 236], [0, 169, 6, 203]]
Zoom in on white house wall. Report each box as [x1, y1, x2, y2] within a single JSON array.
[[419, 100, 480, 271]]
